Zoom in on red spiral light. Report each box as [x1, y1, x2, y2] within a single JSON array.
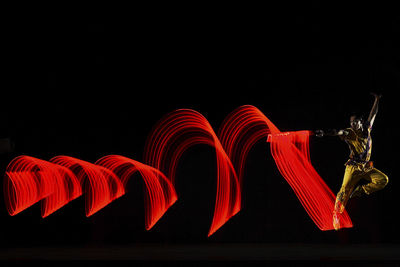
[[218, 105, 352, 230], [144, 109, 240, 236], [49, 156, 125, 217], [3, 105, 353, 234], [4, 155, 81, 217], [95, 155, 177, 230]]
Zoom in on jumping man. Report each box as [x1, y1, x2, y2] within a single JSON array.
[[315, 93, 389, 230]]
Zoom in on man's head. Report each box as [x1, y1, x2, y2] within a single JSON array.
[[350, 115, 363, 131]]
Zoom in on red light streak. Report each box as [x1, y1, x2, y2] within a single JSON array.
[[144, 109, 241, 236], [4, 155, 81, 217], [4, 105, 354, 234], [218, 105, 352, 230], [49, 156, 125, 217], [95, 155, 177, 230], [4, 154, 176, 230]]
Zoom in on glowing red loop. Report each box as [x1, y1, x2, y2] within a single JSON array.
[[4, 155, 82, 217], [218, 105, 352, 230], [4, 105, 353, 234], [95, 155, 177, 230], [144, 109, 241, 236], [50, 156, 125, 217]]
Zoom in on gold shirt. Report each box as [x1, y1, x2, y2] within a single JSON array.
[[340, 127, 372, 164]]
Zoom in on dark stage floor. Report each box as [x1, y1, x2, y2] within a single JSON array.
[[1, 243, 400, 265]]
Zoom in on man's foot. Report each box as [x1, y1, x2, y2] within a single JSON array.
[[333, 211, 340, 231]]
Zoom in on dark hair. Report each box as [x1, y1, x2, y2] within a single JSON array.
[[350, 114, 367, 133], [350, 113, 364, 123]]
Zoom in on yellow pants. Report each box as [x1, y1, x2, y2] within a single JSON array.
[[335, 164, 389, 213]]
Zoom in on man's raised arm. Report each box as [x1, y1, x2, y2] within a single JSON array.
[[367, 93, 382, 131]]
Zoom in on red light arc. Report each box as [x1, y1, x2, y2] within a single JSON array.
[[4, 155, 82, 218], [143, 109, 241, 236], [94, 155, 177, 230], [3, 105, 353, 235], [218, 106, 352, 230]]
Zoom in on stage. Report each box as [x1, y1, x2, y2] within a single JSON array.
[[1, 243, 400, 265]]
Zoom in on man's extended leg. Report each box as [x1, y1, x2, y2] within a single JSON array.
[[333, 165, 363, 230], [335, 165, 363, 213]]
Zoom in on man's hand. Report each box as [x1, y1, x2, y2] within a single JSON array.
[[337, 129, 348, 136], [370, 92, 382, 99], [315, 130, 324, 137]]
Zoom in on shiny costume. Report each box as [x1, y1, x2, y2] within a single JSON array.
[[334, 127, 389, 214], [332, 94, 388, 230]]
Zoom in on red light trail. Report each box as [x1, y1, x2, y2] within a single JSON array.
[[49, 156, 125, 217], [144, 109, 241, 236], [218, 106, 352, 230], [4, 155, 81, 218], [95, 155, 177, 230], [3, 105, 353, 235]]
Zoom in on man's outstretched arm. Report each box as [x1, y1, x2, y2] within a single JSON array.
[[315, 129, 349, 137]]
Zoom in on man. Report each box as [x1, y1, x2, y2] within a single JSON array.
[[315, 93, 388, 230]]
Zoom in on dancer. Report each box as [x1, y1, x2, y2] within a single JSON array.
[[315, 93, 388, 230]]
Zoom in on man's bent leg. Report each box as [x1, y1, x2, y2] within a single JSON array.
[[360, 168, 389, 195]]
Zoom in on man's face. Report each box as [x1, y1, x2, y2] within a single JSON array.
[[350, 116, 362, 130]]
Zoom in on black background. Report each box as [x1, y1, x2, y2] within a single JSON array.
[[0, 3, 399, 262]]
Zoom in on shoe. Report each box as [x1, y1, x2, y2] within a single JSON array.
[[333, 211, 340, 231]]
